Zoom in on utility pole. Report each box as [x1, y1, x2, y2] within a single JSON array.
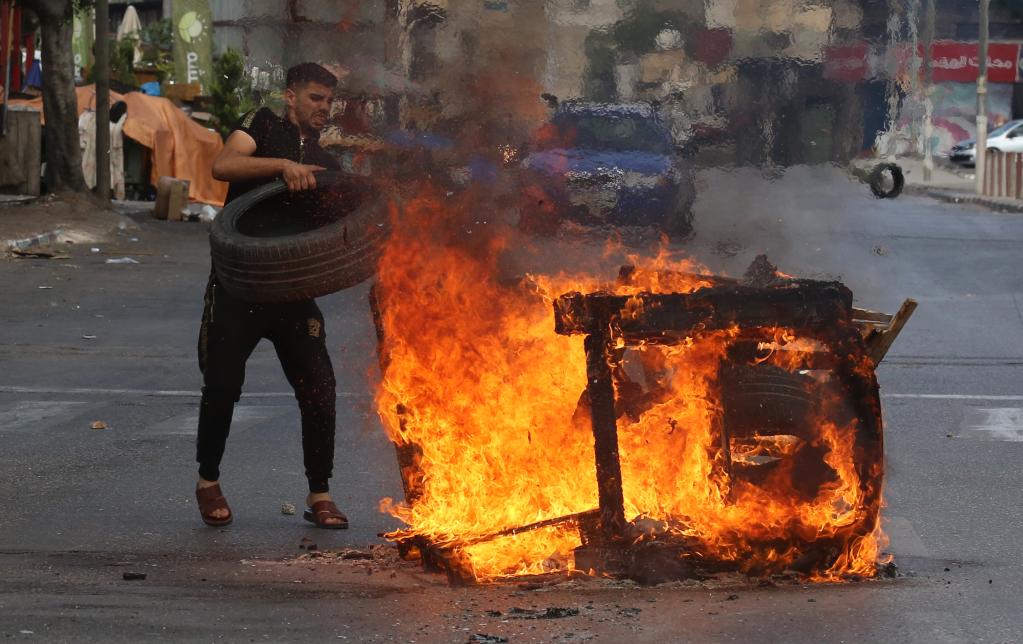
[[95, 0, 111, 202], [975, 0, 989, 195], [884, 0, 906, 162], [922, 0, 935, 182]]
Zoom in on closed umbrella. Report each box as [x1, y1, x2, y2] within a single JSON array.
[[116, 5, 143, 65]]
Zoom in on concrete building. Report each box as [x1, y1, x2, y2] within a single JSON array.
[[208, 0, 386, 67], [542, 0, 628, 101], [119, 0, 1023, 164]]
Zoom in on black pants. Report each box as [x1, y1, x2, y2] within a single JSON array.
[[196, 275, 336, 493]]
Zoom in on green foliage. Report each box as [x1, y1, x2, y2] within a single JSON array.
[[85, 36, 137, 88], [210, 48, 257, 139], [140, 18, 173, 52], [139, 19, 175, 83], [17, 0, 91, 24], [111, 37, 137, 87]]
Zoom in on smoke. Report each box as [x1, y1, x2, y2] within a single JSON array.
[[368, 0, 914, 298]]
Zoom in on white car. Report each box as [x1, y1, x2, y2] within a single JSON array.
[[949, 119, 1023, 166]]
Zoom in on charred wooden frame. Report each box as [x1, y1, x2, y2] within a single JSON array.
[[372, 258, 914, 583], [554, 280, 854, 339], [555, 274, 890, 578]]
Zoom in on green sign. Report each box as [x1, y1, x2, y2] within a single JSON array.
[[72, 9, 94, 77], [172, 0, 214, 92]]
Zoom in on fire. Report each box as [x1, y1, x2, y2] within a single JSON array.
[[373, 185, 885, 582]]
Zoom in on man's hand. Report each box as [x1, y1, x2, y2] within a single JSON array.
[[282, 161, 327, 191], [211, 129, 328, 190]]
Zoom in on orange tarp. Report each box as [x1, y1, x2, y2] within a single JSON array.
[[7, 85, 228, 206]]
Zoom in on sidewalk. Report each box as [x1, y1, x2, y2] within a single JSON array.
[[1, 195, 148, 254], [896, 156, 1023, 213]]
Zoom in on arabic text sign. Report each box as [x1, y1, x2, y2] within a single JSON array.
[[931, 42, 1019, 83]]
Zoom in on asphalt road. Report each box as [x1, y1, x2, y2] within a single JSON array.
[[1, 166, 1022, 642]]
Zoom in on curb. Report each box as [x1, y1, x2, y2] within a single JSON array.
[[4, 228, 65, 253], [904, 186, 1023, 213], [0, 195, 36, 207]]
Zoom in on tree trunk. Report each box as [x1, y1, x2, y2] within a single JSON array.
[[23, 2, 86, 192], [39, 11, 85, 192]]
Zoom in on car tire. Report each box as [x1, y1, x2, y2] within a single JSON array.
[[868, 162, 904, 199], [210, 171, 391, 303], [720, 364, 819, 441]]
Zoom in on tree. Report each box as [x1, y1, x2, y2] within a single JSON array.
[[209, 47, 255, 139], [109, 36, 137, 89], [19, 0, 87, 192]]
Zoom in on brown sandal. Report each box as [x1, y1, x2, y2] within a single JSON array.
[[303, 500, 349, 529], [196, 483, 233, 527]]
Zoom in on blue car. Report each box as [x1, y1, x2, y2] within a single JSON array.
[[518, 102, 695, 238]]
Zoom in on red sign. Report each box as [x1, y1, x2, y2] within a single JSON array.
[[930, 42, 1019, 83], [824, 44, 869, 82]]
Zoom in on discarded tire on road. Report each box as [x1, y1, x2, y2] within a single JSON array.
[[868, 162, 904, 199], [210, 171, 391, 303]]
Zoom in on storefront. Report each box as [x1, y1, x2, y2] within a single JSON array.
[[825, 40, 1021, 156]]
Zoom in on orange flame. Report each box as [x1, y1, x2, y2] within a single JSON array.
[[374, 186, 884, 581]]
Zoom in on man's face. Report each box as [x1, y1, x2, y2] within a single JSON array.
[[285, 81, 333, 133]]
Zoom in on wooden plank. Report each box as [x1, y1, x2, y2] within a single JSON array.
[[458, 509, 601, 547], [369, 284, 427, 507], [0, 108, 41, 196], [616, 265, 737, 289], [584, 330, 626, 543], [554, 281, 853, 338], [162, 82, 202, 103], [851, 307, 893, 324], [866, 298, 918, 364]]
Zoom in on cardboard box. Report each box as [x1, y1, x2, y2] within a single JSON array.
[[153, 176, 191, 221]]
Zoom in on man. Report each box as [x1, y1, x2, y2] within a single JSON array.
[[195, 62, 346, 529]]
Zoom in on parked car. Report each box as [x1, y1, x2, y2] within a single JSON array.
[[517, 101, 696, 239], [949, 119, 1023, 166]]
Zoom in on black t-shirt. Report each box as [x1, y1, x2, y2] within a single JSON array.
[[224, 107, 340, 204]]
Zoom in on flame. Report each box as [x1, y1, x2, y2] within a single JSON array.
[[374, 186, 884, 582]]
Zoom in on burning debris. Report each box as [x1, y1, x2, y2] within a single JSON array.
[[550, 257, 914, 582], [371, 190, 914, 585]]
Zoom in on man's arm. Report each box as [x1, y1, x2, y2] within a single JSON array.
[[212, 130, 326, 191]]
